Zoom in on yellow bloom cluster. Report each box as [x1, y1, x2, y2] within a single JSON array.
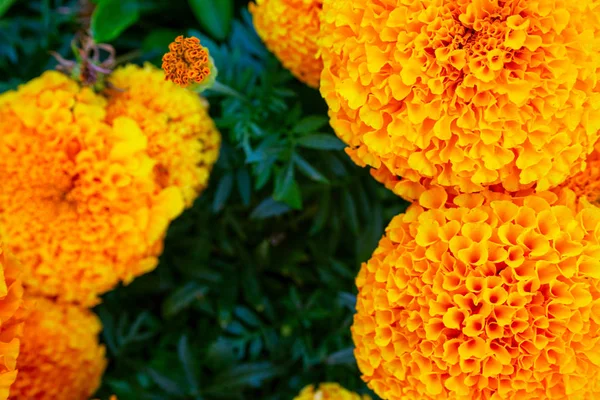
[[320, 0, 600, 200], [107, 63, 221, 206], [250, 0, 323, 88], [0, 243, 23, 400], [352, 187, 600, 399], [0, 68, 220, 306], [293, 383, 372, 400], [9, 296, 106, 400]]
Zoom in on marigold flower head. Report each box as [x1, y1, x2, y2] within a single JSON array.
[[353, 187, 600, 400], [320, 1, 600, 201], [0, 69, 219, 305], [250, 0, 323, 88], [162, 35, 215, 89], [10, 296, 106, 400], [294, 383, 372, 400], [0, 243, 24, 400], [106, 63, 221, 206]]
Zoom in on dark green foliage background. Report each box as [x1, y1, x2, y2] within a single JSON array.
[[1, 0, 409, 398]]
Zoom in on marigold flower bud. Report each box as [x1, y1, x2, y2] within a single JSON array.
[[162, 35, 216, 90]]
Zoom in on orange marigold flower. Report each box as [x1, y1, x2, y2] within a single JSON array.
[[0, 70, 219, 306], [250, 0, 323, 88], [294, 383, 372, 400], [353, 187, 600, 400], [320, 1, 600, 201], [162, 35, 214, 88], [10, 296, 106, 400], [106, 63, 221, 206], [0, 243, 24, 400]]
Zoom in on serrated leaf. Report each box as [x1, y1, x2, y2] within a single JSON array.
[[234, 306, 261, 327], [297, 134, 346, 151], [91, 0, 139, 43], [325, 347, 356, 365], [236, 168, 252, 206], [342, 190, 359, 235], [250, 197, 291, 219], [146, 369, 185, 396], [178, 336, 200, 393], [292, 116, 329, 134], [212, 172, 234, 212], [205, 362, 280, 393], [162, 282, 207, 319], [189, 0, 233, 41], [273, 163, 302, 209], [293, 153, 329, 184]]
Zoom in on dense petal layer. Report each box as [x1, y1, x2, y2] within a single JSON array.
[[250, 0, 323, 88], [320, 0, 600, 200], [0, 69, 220, 305], [353, 187, 600, 400], [0, 243, 24, 400], [10, 296, 106, 400]]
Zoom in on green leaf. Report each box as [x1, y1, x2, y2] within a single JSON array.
[[178, 336, 200, 394], [146, 368, 185, 396], [142, 28, 179, 55], [236, 169, 252, 206], [342, 190, 359, 235], [189, 0, 233, 41], [91, 0, 139, 43], [250, 198, 291, 219], [0, 0, 17, 19], [293, 153, 329, 184], [325, 347, 356, 365], [212, 172, 234, 212], [273, 163, 302, 209], [205, 362, 281, 393], [292, 116, 329, 134], [297, 134, 346, 151], [162, 282, 207, 319]]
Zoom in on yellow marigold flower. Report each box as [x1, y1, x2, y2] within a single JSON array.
[[294, 383, 372, 400], [106, 63, 221, 206], [320, 1, 600, 200], [162, 35, 215, 89], [10, 296, 106, 400], [250, 0, 323, 88], [0, 69, 219, 305], [353, 187, 600, 400], [0, 243, 24, 400]]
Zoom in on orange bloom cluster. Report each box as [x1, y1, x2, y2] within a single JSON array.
[[162, 35, 213, 88], [250, 0, 323, 88], [294, 383, 372, 400], [320, 0, 600, 201], [107, 63, 221, 206], [0, 243, 24, 400], [352, 187, 600, 399], [10, 296, 106, 400], [0, 69, 220, 306]]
